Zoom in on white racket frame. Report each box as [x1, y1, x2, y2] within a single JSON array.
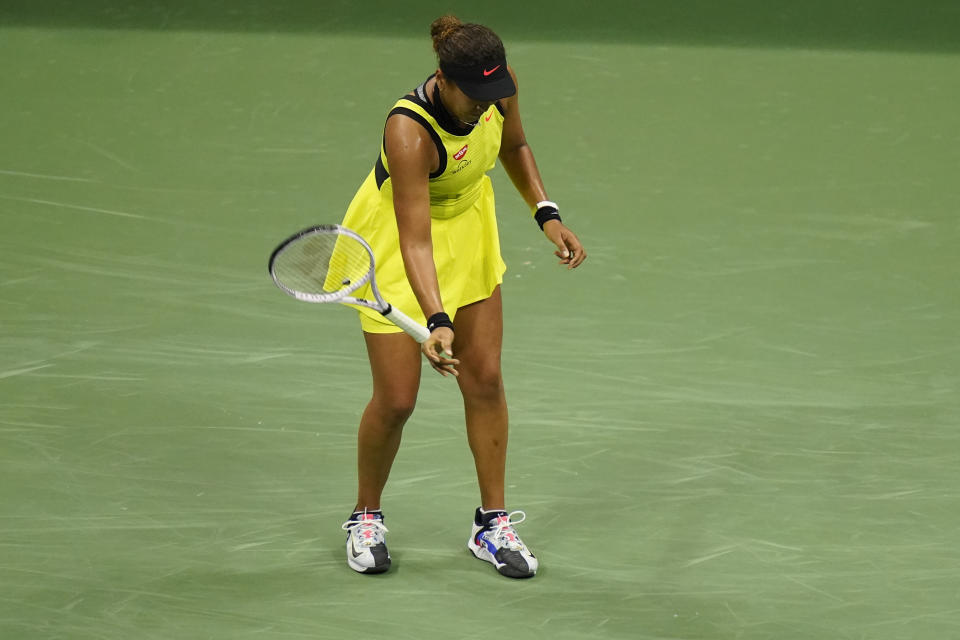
[[269, 224, 431, 343]]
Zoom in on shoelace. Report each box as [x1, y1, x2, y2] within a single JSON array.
[[485, 510, 527, 551], [341, 515, 389, 547]]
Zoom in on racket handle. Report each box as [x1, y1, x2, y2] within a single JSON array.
[[382, 305, 431, 343]]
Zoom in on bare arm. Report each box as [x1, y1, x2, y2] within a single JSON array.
[[498, 67, 587, 269], [384, 113, 458, 375], [498, 67, 549, 209]]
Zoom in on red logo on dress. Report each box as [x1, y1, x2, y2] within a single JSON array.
[[454, 144, 469, 160]]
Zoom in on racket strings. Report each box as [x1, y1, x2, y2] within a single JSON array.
[[272, 233, 372, 299]]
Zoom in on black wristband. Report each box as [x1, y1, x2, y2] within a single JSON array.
[[427, 312, 454, 332], [534, 204, 562, 230]]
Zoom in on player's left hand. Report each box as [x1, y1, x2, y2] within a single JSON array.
[[543, 220, 586, 269]]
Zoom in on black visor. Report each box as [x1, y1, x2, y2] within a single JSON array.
[[440, 59, 516, 101]]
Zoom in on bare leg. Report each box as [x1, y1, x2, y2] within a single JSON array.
[[355, 331, 422, 511], [453, 287, 508, 511]]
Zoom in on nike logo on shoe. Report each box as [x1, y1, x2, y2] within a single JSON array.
[[483, 65, 501, 76], [350, 540, 364, 558]]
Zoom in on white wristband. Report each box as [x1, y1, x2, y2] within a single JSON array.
[[536, 200, 558, 212]]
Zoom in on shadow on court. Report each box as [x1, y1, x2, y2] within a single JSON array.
[[2, 0, 960, 54]]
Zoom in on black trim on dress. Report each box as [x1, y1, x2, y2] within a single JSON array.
[[429, 83, 476, 137], [374, 153, 389, 190], [383, 106, 447, 180], [402, 75, 475, 137]]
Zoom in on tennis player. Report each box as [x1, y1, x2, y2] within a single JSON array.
[[339, 15, 586, 579]]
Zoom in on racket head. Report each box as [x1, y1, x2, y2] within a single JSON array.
[[269, 224, 375, 303]]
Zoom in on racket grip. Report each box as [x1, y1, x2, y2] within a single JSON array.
[[382, 305, 431, 343]]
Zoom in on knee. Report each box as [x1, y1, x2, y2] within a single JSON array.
[[461, 367, 504, 403], [369, 392, 417, 427]]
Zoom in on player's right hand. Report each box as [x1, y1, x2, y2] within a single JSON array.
[[422, 327, 459, 377]]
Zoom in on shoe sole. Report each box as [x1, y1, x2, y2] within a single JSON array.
[[347, 557, 390, 574]]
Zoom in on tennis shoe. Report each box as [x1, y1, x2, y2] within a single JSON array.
[[467, 508, 538, 578], [342, 510, 391, 574]]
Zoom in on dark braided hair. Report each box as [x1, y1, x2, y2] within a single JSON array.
[[430, 15, 506, 69]]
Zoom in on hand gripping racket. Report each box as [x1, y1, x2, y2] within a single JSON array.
[[268, 224, 431, 343]]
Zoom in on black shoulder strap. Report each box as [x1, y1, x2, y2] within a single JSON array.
[[375, 103, 447, 189]]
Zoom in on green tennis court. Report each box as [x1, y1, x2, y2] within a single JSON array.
[[2, 2, 958, 638]]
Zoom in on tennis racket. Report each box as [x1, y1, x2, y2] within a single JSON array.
[[268, 224, 431, 343]]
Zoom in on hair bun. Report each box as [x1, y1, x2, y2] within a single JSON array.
[[430, 15, 463, 52]]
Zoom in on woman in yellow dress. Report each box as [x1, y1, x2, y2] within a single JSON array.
[[340, 15, 586, 579]]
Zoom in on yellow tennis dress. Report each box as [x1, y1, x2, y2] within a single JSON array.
[[340, 76, 507, 333]]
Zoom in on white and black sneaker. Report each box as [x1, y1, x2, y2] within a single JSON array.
[[342, 510, 391, 574], [467, 508, 538, 578]]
